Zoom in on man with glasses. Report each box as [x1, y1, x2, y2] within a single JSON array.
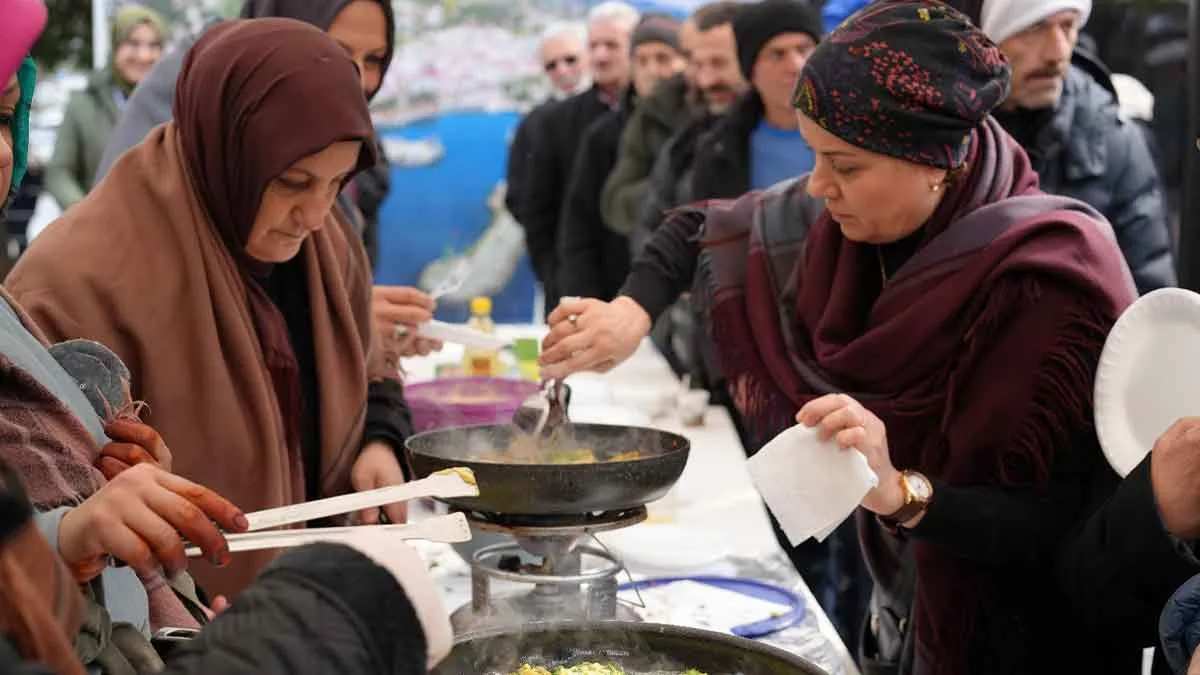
[[540, 23, 591, 100], [504, 22, 591, 229]]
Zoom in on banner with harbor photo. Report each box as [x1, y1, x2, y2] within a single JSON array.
[[97, 0, 708, 323]]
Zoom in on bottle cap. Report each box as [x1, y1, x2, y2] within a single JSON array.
[[470, 297, 492, 315]]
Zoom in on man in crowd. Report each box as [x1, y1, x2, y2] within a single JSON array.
[[558, 14, 686, 301], [954, 0, 1175, 293], [504, 22, 591, 227], [631, 0, 821, 251], [518, 1, 640, 316], [599, 1, 744, 240]]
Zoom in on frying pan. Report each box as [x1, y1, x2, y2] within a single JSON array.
[[435, 621, 830, 674], [405, 423, 689, 515]]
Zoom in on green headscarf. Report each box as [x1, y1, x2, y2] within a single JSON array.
[[8, 57, 35, 200], [110, 4, 167, 91], [111, 4, 166, 50]]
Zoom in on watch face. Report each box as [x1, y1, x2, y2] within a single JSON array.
[[904, 474, 932, 501]]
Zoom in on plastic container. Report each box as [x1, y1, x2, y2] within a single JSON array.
[[511, 338, 540, 381], [405, 377, 539, 433]]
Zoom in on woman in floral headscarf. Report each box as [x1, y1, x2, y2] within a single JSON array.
[[540, 1, 1142, 672]]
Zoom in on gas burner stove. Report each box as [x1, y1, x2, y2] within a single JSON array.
[[449, 507, 647, 634], [464, 506, 647, 537]]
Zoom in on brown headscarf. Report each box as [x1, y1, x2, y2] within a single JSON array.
[[174, 18, 377, 467], [7, 18, 391, 597]]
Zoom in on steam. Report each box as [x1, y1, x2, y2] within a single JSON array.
[[415, 424, 679, 464]]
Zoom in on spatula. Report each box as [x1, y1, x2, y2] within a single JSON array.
[[186, 512, 472, 557], [243, 468, 478, 533]]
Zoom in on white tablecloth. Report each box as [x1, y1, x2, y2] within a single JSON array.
[[402, 325, 859, 675]]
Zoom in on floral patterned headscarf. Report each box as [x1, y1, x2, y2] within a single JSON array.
[[792, 0, 1011, 168]]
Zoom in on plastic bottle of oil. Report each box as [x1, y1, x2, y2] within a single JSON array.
[[462, 296, 500, 376]]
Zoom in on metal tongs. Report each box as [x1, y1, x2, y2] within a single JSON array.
[[512, 378, 571, 438]]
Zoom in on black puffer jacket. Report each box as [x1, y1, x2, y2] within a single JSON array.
[[520, 86, 617, 315], [558, 92, 636, 300], [165, 543, 429, 675], [688, 90, 764, 203], [504, 98, 556, 225], [994, 58, 1175, 294]]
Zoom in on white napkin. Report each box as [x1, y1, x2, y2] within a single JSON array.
[[747, 424, 879, 546]]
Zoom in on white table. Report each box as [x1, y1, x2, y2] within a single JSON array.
[[402, 325, 859, 675]]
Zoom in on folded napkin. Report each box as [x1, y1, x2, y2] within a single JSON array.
[[747, 424, 879, 546]]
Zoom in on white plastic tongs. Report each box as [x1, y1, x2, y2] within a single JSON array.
[[185, 468, 479, 558]]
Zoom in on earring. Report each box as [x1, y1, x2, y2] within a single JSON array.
[[930, 183, 942, 193]]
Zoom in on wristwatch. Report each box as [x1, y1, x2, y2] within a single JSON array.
[[879, 470, 933, 529]]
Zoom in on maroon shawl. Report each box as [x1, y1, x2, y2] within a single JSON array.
[[697, 117, 1136, 672]]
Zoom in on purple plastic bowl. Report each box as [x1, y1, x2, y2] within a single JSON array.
[[405, 377, 540, 432]]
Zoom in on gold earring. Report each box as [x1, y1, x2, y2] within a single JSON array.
[[931, 183, 942, 193]]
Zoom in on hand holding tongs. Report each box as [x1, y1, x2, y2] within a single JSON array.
[[185, 468, 479, 558]]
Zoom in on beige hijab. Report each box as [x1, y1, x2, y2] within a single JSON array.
[[6, 121, 390, 598]]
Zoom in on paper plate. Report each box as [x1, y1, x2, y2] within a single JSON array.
[[1095, 288, 1200, 477], [598, 524, 731, 576]]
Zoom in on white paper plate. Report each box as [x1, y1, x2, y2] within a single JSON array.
[[1095, 288, 1200, 477], [416, 320, 511, 351], [597, 523, 731, 576]]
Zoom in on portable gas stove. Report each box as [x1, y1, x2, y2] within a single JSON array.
[[450, 507, 647, 633]]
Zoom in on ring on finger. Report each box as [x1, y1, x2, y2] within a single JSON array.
[[394, 325, 410, 340]]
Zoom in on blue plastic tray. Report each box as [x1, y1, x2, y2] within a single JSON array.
[[618, 575, 805, 638]]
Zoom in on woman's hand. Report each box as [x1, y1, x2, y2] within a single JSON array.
[[796, 394, 905, 516], [351, 441, 408, 525], [540, 297, 651, 379], [371, 286, 443, 358], [97, 419, 173, 478], [58, 463, 248, 583]]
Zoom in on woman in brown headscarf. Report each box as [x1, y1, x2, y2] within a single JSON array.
[[7, 17, 404, 599]]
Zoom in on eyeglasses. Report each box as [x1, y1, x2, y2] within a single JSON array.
[[543, 54, 579, 73]]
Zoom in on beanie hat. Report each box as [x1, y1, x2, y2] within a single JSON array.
[[980, 0, 1091, 44], [631, 13, 683, 53], [733, 0, 823, 80]]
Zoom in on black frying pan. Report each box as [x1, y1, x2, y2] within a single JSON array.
[[435, 621, 830, 674], [405, 423, 689, 515]]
